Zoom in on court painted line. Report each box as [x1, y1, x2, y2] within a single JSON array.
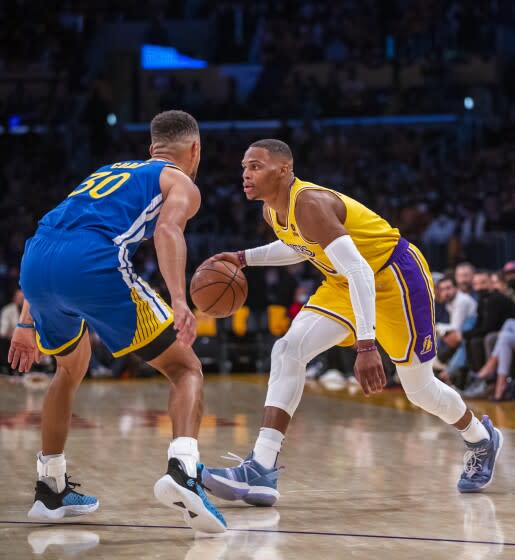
[[0, 520, 512, 547]]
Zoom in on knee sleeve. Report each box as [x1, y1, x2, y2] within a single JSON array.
[[396, 361, 466, 425], [264, 311, 351, 417], [265, 338, 306, 416]]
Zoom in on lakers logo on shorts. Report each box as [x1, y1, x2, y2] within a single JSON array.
[[420, 335, 433, 355]]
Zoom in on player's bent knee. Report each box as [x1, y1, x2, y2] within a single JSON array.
[[397, 362, 466, 425], [272, 335, 307, 365], [270, 338, 287, 363], [168, 361, 203, 383], [266, 337, 306, 417]]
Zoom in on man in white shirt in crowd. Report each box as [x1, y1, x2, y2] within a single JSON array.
[[435, 276, 477, 384]]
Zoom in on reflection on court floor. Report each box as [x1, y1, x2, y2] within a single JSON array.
[[0, 375, 514, 559]]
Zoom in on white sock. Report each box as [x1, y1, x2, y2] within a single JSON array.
[[168, 437, 199, 478], [460, 416, 490, 444], [37, 452, 66, 493], [253, 428, 284, 469]]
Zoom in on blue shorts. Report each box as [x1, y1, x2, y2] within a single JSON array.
[[20, 226, 174, 358]]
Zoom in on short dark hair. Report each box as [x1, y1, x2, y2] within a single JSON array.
[[437, 275, 456, 288], [250, 139, 293, 161], [150, 110, 199, 144]]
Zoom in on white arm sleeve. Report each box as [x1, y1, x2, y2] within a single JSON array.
[[324, 235, 376, 340], [245, 241, 306, 266]]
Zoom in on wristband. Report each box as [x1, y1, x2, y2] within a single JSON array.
[[237, 250, 247, 267], [17, 322, 35, 329], [356, 344, 377, 353]]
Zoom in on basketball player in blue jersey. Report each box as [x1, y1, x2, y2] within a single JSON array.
[[201, 139, 502, 506], [8, 110, 226, 533]]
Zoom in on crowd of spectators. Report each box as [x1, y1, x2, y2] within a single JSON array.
[[0, 2, 91, 132], [256, 0, 494, 64], [1, 0, 507, 128], [1, 119, 515, 389], [1, 0, 498, 64], [432, 262, 515, 401], [0, 1, 513, 397], [1, 115, 515, 308]]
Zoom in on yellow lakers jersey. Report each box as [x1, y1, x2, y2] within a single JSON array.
[[268, 178, 400, 285]]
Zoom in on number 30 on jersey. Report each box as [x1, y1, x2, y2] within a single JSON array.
[[68, 172, 131, 199]]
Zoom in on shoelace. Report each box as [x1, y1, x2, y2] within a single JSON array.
[[221, 451, 248, 464], [463, 448, 488, 477], [220, 451, 284, 481], [65, 474, 85, 495]]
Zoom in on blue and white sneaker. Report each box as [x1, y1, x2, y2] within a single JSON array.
[[202, 452, 283, 507], [28, 476, 99, 520], [154, 458, 227, 533], [458, 415, 503, 493]]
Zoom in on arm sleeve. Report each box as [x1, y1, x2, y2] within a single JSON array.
[[324, 235, 376, 340], [244, 241, 306, 266]]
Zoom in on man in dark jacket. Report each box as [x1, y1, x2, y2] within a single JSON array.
[[463, 271, 515, 371]]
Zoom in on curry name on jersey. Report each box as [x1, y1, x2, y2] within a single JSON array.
[[39, 159, 177, 259]]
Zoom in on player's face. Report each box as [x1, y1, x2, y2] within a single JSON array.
[[241, 147, 284, 201]]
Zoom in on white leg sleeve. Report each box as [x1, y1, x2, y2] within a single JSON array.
[[396, 359, 466, 425], [265, 311, 351, 416]]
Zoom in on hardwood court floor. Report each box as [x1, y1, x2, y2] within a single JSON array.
[[1, 374, 514, 559]]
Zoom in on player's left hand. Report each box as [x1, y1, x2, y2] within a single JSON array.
[[173, 300, 197, 347], [354, 349, 386, 396], [8, 327, 41, 373]]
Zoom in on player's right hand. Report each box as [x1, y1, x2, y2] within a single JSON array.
[[173, 300, 197, 347], [210, 252, 243, 269], [354, 348, 386, 396], [8, 327, 41, 373]]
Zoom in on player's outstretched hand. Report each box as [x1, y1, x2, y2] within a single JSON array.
[[210, 252, 243, 269], [8, 327, 41, 373], [354, 349, 387, 397], [173, 300, 197, 347]]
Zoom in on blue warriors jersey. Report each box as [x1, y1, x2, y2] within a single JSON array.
[[40, 159, 176, 259], [23, 159, 180, 358]]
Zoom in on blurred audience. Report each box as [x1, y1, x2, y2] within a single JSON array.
[[0, 0, 513, 399], [435, 276, 477, 385], [475, 319, 515, 401], [454, 262, 476, 296], [460, 271, 515, 397]]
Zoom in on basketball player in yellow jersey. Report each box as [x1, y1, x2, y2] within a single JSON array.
[[202, 139, 502, 505]]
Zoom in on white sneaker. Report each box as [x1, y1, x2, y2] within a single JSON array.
[[154, 459, 227, 534]]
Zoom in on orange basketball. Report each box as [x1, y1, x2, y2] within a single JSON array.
[[190, 259, 248, 318]]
